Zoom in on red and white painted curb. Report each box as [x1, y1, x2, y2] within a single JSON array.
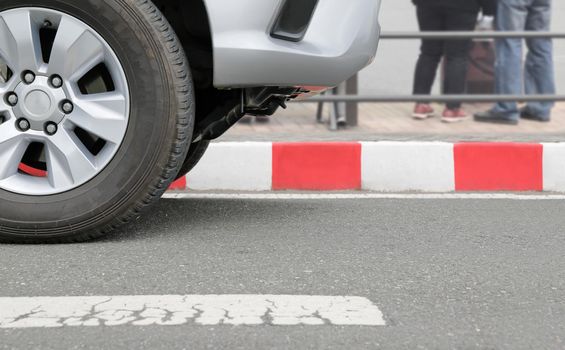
[[169, 142, 565, 192]]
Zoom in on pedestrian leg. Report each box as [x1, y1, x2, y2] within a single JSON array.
[[491, 0, 528, 119], [524, 0, 555, 120], [413, 6, 445, 96], [443, 9, 478, 110]]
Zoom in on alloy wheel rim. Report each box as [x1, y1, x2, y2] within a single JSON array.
[[0, 7, 130, 196]]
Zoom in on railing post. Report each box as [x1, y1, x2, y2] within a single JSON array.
[[345, 74, 359, 127]]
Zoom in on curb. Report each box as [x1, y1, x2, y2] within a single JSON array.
[[168, 142, 565, 192]]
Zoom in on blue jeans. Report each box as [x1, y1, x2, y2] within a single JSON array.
[[493, 0, 555, 120]]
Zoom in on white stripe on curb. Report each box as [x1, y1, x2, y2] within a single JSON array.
[[187, 142, 272, 191], [361, 142, 455, 192], [163, 193, 565, 200], [542, 143, 565, 192], [0, 295, 385, 328]]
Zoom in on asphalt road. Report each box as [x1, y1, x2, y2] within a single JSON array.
[[1, 196, 565, 349]]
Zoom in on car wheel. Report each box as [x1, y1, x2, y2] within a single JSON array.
[[175, 139, 210, 180], [0, 0, 194, 243]]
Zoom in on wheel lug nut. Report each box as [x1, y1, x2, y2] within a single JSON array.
[[6, 92, 18, 106], [61, 100, 74, 114], [45, 122, 58, 135], [50, 75, 63, 88], [17, 118, 30, 132], [22, 71, 35, 84]]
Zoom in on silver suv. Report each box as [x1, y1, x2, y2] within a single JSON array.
[[0, 0, 381, 243]]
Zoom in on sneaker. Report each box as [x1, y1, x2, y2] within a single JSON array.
[[441, 108, 468, 123], [412, 104, 435, 120], [520, 108, 550, 122], [474, 110, 519, 125]]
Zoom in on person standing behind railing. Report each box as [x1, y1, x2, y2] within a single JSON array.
[[475, 0, 555, 124], [411, 0, 497, 123]]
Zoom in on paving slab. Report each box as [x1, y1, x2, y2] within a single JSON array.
[[221, 102, 565, 142]]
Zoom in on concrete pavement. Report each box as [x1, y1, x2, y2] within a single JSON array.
[[223, 102, 565, 142], [1, 195, 565, 349]]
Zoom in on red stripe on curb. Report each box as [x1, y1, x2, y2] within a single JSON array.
[[169, 177, 187, 190], [272, 143, 361, 190], [454, 143, 543, 191]]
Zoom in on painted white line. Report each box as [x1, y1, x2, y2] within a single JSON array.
[[163, 193, 565, 200], [0, 295, 385, 328]]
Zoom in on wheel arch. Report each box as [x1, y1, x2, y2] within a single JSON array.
[[152, 0, 214, 90]]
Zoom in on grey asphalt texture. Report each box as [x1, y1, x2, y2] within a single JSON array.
[[1, 197, 565, 349]]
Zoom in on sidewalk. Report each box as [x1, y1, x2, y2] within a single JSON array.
[[223, 102, 565, 142]]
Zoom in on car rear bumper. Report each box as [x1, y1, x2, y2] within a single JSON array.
[[205, 0, 382, 88]]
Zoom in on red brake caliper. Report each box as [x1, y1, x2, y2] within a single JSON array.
[[18, 163, 48, 177]]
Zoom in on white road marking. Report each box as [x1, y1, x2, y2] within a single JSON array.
[[163, 193, 565, 200], [0, 295, 385, 328]]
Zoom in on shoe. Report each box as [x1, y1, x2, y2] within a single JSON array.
[[520, 108, 550, 122], [441, 108, 468, 123], [474, 110, 519, 125], [412, 104, 435, 120]]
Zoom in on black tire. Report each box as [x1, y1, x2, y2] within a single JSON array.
[[175, 139, 210, 180], [0, 0, 194, 243]]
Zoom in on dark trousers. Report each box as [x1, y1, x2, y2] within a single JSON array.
[[413, 5, 478, 109]]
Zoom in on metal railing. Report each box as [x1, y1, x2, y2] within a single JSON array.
[[306, 94, 565, 103], [296, 31, 565, 128], [381, 31, 565, 39]]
